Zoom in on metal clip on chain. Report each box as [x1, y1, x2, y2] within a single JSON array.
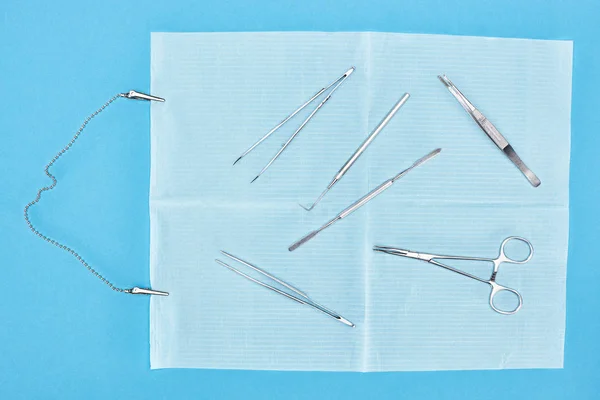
[[24, 90, 168, 296]]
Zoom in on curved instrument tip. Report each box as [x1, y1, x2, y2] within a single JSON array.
[[299, 202, 315, 211], [299, 187, 329, 212]]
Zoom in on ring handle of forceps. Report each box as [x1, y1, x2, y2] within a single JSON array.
[[497, 236, 534, 265], [488, 237, 531, 315], [488, 281, 523, 315]]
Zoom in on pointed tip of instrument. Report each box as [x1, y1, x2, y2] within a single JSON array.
[[233, 156, 243, 166], [438, 74, 451, 86], [215, 258, 236, 272], [299, 202, 314, 212], [345, 66, 356, 76], [338, 316, 355, 328], [372, 245, 390, 255], [250, 175, 260, 184], [299, 187, 329, 212], [219, 250, 240, 263]]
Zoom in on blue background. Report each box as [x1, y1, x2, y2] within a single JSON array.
[[0, 0, 597, 398]]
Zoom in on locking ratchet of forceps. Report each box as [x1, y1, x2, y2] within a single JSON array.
[[216, 251, 354, 327], [233, 67, 355, 183], [438, 75, 541, 187], [373, 237, 534, 315], [300, 93, 410, 211], [289, 148, 441, 251]]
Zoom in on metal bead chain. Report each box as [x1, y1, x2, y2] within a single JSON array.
[[24, 93, 131, 294]]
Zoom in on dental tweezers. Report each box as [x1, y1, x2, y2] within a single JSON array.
[[438, 75, 541, 187], [233, 67, 355, 183], [216, 251, 355, 327], [289, 148, 441, 251], [300, 93, 411, 211]]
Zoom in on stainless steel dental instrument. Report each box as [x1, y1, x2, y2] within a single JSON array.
[[373, 236, 534, 315], [24, 90, 169, 296], [216, 251, 355, 327], [300, 93, 410, 211], [438, 75, 541, 187], [289, 148, 441, 251], [233, 67, 355, 183]]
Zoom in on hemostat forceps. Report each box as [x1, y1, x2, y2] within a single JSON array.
[[300, 93, 410, 211], [233, 67, 355, 183], [373, 237, 534, 315], [216, 251, 355, 327], [438, 75, 541, 187]]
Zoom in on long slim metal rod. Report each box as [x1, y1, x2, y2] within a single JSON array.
[[216, 253, 354, 327], [250, 67, 355, 183], [289, 148, 441, 251], [234, 67, 355, 166], [300, 93, 410, 211]]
